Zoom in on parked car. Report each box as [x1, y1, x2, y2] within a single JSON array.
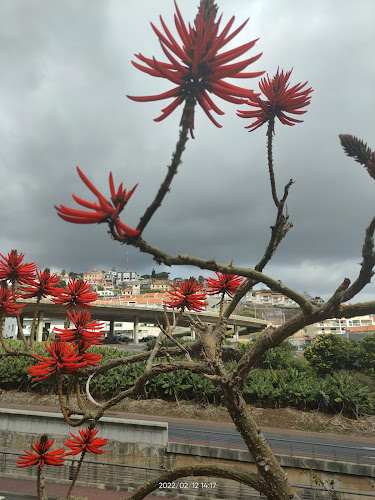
[[102, 336, 120, 344], [140, 335, 156, 343], [116, 334, 132, 343]]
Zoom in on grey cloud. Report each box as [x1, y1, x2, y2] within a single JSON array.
[[0, 0, 374, 302]]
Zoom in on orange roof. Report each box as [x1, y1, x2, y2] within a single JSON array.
[[346, 325, 375, 332]]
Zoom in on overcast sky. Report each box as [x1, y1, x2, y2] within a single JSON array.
[[0, 0, 374, 302]]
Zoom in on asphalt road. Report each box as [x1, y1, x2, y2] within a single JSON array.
[[168, 421, 375, 464]]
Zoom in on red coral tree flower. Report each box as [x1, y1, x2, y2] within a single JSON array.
[[16, 435, 65, 468], [21, 268, 62, 300], [237, 68, 313, 133], [54, 309, 105, 345], [127, 1, 263, 135], [65, 425, 107, 456], [0, 285, 24, 316], [55, 167, 140, 238], [28, 339, 86, 381], [76, 340, 103, 367], [0, 250, 36, 285], [206, 272, 244, 298], [52, 278, 97, 309], [165, 279, 207, 312]]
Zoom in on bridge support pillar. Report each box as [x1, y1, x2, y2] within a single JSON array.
[[233, 323, 238, 341], [134, 316, 139, 344], [36, 311, 44, 342], [108, 320, 114, 340], [190, 326, 195, 340], [17, 316, 24, 341]]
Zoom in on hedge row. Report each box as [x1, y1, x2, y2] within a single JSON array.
[[1, 341, 374, 417]]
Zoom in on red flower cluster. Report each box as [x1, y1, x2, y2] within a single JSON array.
[[65, 426, 107, 456], [128, 1, 263, 135], [16, 435, 65, 468], [55, 167, 140, 238], [77, 341, 103, 367], [28, 339, 87, 381], [23, 271, 104, 379], [237, 68, 312, 133], [21, 268, 62, 300], [16, 428, 107, 468], [55, 310, 104, 345], [206, 272, 243, 298], [0, 285, 24, 317], [165, 279, 207, 312], [0, 250, 36, 285], [52, 278, 97, 309]]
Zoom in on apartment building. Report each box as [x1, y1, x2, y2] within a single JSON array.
[[149, 280, 173, 291], [242, 291, 297, 308], [83, 269, 105, 288], [116, 271, 140, 286], [315, 315, 375, 338]]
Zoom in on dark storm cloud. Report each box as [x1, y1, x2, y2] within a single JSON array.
[[0, 0, 374, 301]]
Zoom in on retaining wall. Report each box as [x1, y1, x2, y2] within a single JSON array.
[[0, 408, 374, 499]]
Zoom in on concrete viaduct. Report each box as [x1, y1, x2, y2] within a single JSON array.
[[21, 299, 269, 343]]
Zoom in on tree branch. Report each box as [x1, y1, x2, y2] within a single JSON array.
[[267, 118, 279, 206], [78, 339, 203, 378], [136, 97, 196, 233], [341, 216, 375, 302], [224, 179, 295, 318], [129, 463, 265, 500], [90, 360, 214, 418], [124, 241, 314, 313]]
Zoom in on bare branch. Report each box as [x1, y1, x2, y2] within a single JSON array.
[[136, 97, 196, 233], [85, 373, 103, 408], [118, 241, 314, 314], [267, 118, 279, 206], [78, 339, 202, 378], [57, 373, 88, 427], [164, 332, 192, 362], [146, 329, 165, 373], [341, 216, 375, 302], [337, 301, 375, 318], [130, 463, 265, 500], [95, 360, 214, 416]]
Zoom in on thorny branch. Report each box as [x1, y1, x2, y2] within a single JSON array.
[[136, 97, 196, 234]]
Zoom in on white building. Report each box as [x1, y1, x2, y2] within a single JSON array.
[[116, 271, 140, 286], [3, 318, 18, 339], [97, 290, 115, 298], [315, 315, 375, 339]]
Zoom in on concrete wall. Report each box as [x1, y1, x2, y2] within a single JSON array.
[[1, 408, 374, 499]]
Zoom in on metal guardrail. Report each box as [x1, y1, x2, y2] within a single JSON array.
[[1, 451, 375, 499], [169, 425, 375, 465]]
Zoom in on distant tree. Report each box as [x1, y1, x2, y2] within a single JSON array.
[[262, 341, 297, 369], [356, 334, 375, 377], [198, 275, 205, 284], [68, 271, 83, 279], [155, 271, 170, 279], [239, 308, 263, 320], [304, 334, 352, 374]]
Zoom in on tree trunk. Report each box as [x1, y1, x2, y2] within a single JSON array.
[[220, 383, 300, 500]]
